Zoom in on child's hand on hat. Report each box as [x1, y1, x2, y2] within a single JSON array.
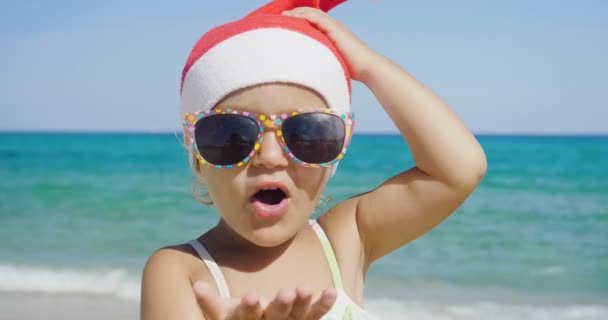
[[282, 7, 379, 83], [194, 282, 337, 319]]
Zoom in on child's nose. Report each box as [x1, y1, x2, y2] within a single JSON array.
[[251, 131, 289, 169]]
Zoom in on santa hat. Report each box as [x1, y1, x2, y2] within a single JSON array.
[[180, 0, 352, 116]]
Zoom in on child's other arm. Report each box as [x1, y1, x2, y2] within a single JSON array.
[[284, 8, 487, 265], [353, 54, 487, 263]]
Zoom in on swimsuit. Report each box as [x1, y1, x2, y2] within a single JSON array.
[[188, 220, 377, 319]]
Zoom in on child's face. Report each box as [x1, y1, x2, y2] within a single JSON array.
[[199, 83, 333, 247]]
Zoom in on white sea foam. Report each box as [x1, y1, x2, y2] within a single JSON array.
[[0, 263, 140, 301], [534, 265, 565, 276], [1, 263, 606, 319], [365, 299, 608, 320]]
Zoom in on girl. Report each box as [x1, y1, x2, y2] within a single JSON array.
[[141, 0, 487, 319]]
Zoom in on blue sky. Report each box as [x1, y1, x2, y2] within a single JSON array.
[[1, 0, 606, 134]]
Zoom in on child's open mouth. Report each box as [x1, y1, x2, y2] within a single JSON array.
[[250, 185, 289, 220], [253, 188, 287, 205]]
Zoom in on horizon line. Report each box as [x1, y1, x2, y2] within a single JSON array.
[[1, 129, 607, 137]]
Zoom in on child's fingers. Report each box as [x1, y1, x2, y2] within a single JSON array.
[[193, 282, 225, 320], [308, 288, 337, 320], [263, 289, 296, 319], [287, 286, 313, 319], [230, 293, 263, 320], [282, 7, 336, 34], [282, 6, 373, 81]]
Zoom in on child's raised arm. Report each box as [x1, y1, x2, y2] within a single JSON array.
[[283, 8, 487, 265]]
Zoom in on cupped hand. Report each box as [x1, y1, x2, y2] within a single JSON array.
[[282, 7, 379, 82], [193, 282, 337, 320]]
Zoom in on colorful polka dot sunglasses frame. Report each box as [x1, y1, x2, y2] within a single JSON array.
[[183, 108, 355, 169]]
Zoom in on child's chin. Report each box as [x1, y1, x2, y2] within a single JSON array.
[[247, 225, 298, 248]]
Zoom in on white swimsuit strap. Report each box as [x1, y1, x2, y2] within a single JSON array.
[[188, 240, 231, 298]]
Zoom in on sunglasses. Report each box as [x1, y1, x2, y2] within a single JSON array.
[[183, 108, 355, 169]]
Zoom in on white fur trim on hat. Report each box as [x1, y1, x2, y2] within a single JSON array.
[[180, 28, 350, 115]]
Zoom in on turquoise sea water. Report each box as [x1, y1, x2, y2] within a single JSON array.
[[1, 133, 607, 318]]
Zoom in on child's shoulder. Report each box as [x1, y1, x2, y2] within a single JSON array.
[[318, 197, 367, 266], [142, 243, 214, 289], [141, 244, 216, 318], [145, 243, 197, 264], [320, 196, 361, 244]]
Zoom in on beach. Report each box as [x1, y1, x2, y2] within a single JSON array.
[[0, 292, 138, 320], [1, 133, 606, 319], [2, 291, 607, 320]]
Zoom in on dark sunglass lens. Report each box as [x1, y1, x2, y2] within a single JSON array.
[[194, 114, 258, 165], [282, 113, 345, 164]]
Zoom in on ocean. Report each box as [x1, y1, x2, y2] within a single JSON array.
[[1, 132, 607, 319]]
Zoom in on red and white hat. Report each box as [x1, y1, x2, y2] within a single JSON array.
[[180, 0, 352, 116]]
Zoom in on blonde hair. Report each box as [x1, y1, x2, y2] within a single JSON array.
[[189, 150, 214, 206]]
